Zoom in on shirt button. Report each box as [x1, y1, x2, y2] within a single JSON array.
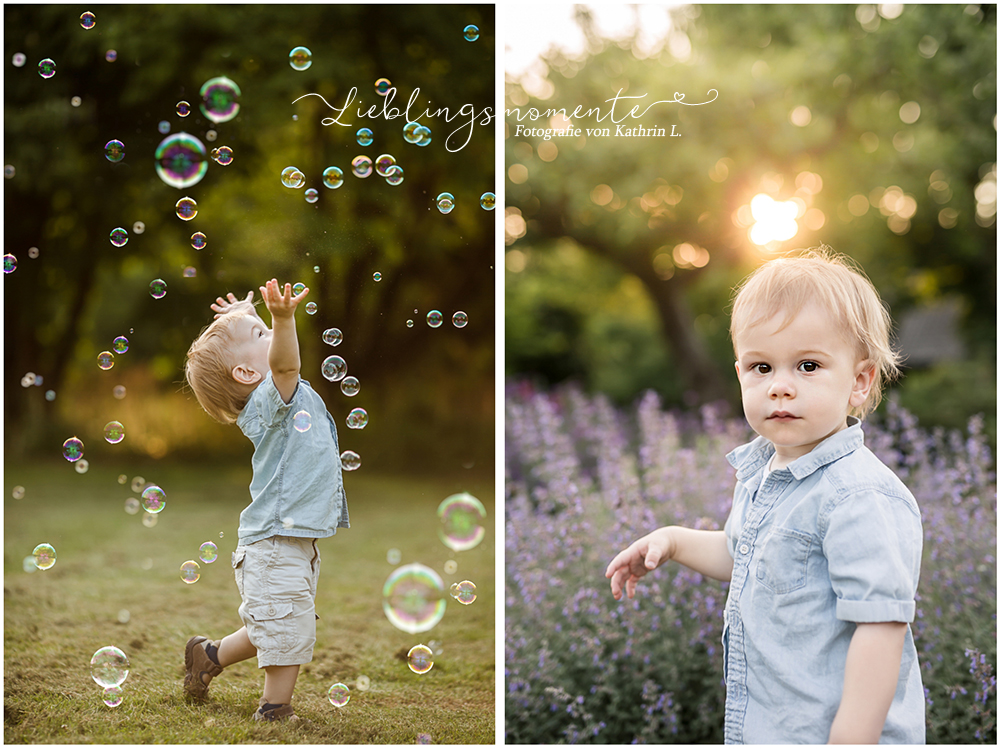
[[739, 544, 749, 555], [268, 606, 276, 616]]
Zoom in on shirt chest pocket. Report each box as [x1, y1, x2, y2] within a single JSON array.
[[754, 527, 813, 594]]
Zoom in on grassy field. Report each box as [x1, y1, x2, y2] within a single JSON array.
[[4, 460, 495, 744]]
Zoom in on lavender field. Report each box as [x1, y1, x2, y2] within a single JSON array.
[[505, 382, 996, 744]]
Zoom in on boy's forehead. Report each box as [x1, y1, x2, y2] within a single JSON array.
[[736, 302, 851, 352]]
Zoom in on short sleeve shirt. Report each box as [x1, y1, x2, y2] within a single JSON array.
[[235, 372, 349, 545], [721, 418, 925, 743]]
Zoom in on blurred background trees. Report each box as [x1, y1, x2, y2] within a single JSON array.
[[505, 3, 995, 441], [5, 5, 495, 474]]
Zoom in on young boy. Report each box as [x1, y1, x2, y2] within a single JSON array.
[[182, 279, 349, 722], [605, 249, 924, 743]]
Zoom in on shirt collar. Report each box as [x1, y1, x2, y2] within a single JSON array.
[[726, 416, 864, 482]]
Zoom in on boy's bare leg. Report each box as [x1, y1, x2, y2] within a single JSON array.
[[217, 627, 256, 667], [262, 665, 300, 704]]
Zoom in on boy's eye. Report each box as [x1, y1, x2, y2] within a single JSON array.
[[750, 363, 771, 374], [257, 330, 264, 338], [799, 361, 819, 372]]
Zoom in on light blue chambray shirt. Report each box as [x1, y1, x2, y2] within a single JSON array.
[[722, 417, 924, 744], [235, 372, 349, 545]]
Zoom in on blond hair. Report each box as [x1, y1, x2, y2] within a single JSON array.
[[184, 300, 257, 424], [729, 247, 901, 418]]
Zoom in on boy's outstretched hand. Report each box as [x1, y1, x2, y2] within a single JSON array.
[[211, 290, 254, 318], [605, 527, 675, 601], [260, 279, 308, 320]]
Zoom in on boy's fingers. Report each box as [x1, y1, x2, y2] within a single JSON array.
[[644, 545, 662, 570]]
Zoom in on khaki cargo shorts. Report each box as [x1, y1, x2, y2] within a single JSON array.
[[232, 536, 321, 668]]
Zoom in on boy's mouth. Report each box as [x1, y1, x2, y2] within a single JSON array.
[[768, 411, 799, 421]]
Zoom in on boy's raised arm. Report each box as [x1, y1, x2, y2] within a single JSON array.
[[261, 279, 307, 404]]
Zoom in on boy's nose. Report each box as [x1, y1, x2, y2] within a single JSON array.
[[768, 377, 794, 398]]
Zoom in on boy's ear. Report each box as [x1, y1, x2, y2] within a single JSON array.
[[734, 361, 741, 377], [232, 363, 262, 386], [849, 360, 876, 409]]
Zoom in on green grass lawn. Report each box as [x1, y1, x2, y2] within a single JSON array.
[[4, 460, 495, 743]]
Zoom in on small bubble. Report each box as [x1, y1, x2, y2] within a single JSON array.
[[437, 492, 486, 551], [183, 267, 197, 278], [417, 734, 432, 744], [80, 11, 96, 29], [375, 78, 392, 96], [131, 476, 145, 493], [105, 50, 117, 63], [199, 541, 218, 563], [105, 139, 125, 163], [323, 166, 344, 189], [101, 678, 125, 703], [71, 95, 82, 107], [426, 310, 443, 328], [180, 560, 200, 584], [463, 24, 480, 42], [444, 559, 458, 575], [117, 609, 130, 624], [12, 486, 25, 499], [341, 450, 361, 471], [90, 646, 129, 688], [314, 266, 320, 273], [191, 232, 207, 250], [132, 221, 145, 234], [385, 165, 404, 185], [154, 133, 206, 189], [387, 548, 401, 564], [352, 155, 373, 178], [124, 497, 140, 515], [289, 46, 312, 71], [104, 421, 125, 444], [33, 374, 43, 386], [0, 253, 16, 274], [3, 165, 14, 180], [281, 166, 306, 189], [158, 120, 170, 134], [356, 128, 374, 147], [323, 328, 343, 346], [142, 513, 157, 528], [200, 76, 241, 124], [407, 644, 434, 675], [141, 484, 166, 514], [205, 130, 217, 142], [327, 683, 350, 707], [436, 193, 455, 214], [109, 227, 128, 247], [452, 311, 468, 328], [118, 474, 128, 485], [23, 556, 37, 573], [219, 531, 224, 538], [406, 319, 414, 328], [373, 272, 382, 282], [97, 351, 115, 370], [12, 53, 26, 67], [414, 126, 432, 147], [21, 372, 35, 387], [213, 146, 233, 166], [480, 192, 496, 210], [112, 336, 128, 353], [150, 279, 167, 299], [346, 408, 368, 430], [356, 674, 371, 691], [28, 247, 39, 258], [175, 197, 197, 220], [305, 188, 319, 204], [451, 580, 477, 605], [113, 385, 127, 399], [75, 459, 90, 474], [176, 100, 190, 117], [402, 121, 421, 144], [33, 543, 57, 570], [63, 437, 84, 462], [322, 355, 347, 381], [293, 410, 312, 432], [38, 58, 56, 79], [375, 154, 397, 177], [340, 377, 360, 397]]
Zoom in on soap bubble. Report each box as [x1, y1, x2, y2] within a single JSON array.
[[463, 24, 480, 42], [97, 351, 115, 370], [102, 686, 123, 707], [373, 272, 382, 282], [142, 513, 157, 528], [105, 50, 117, 62], [437, 492, 487, 551], [375, 78, 391, 96], [383, 564, 446, 634], [206, 130, 217, 141], [158, 120, 171, 134], [180, 560, 200, 584], [406, 319, 414, 328], [480, 192, 496, 210], [402, 121, 421, 144], [341, 450, 361, 471], [13, 486, 25, 499], [414, 125, 432, 147], [305, 302, 318, 315], [281, 166, 305, 189], [323, 328, 343, 346], [199, 541, 218, 563], [38, 58, 56, 79], [149, 279, 167, 299], [12, 53, 26, 67], [340, 377, 360, 397], [105, 139, 125, 163], [385, 166, 404, 185], [132, 222, 144, 234], [183, 267, 196, 278], [117, 609, 130, 623], [131, 476, 145, 493], [375, 154, 397, 177], [21, 373, 35, 387], [90, 646, 129, 688], [3, 254, 16, 273], [387, 548, 401, 564], [293, 410, 312, 432], [79, 11, 96, 28], [174, 99, 191, 117], [75, 459, 90, 474], [426, 310, 443, 328], [436, 193, 455, 214], [109, 227, 128, 247], [113, 385, 127, 399], [154, 133, 207, 188], [28, 246, 39, 258], [407, 644, 435, 674], [356, 128, 373, 147], [32, 543, 56, 570], [213, 146, 233, 166], [175, 197, 197, 220], [444, 559, 458, 575], [199, 76, 241, 124], [351, 155, 373, 178], [23, 556, 37, 573], [451, 580, 477, 605], [356, 675, 371, 692], [141, 484, 166, 514], [417, 734, 432, 744], [71, 95, 82, 107], [191, 232, 207, 250], [63, 437, 84, 462], [323, 166, 344, 189], [3, 165, 14, 179], [314, 266, 320, 273], [219, 531, 224, 538], [118, 474, 128, 485], [124, 497, 140, 515], [327, 683, 350, 707], [293, 282, 306, 295], [452, 311, 468, 328], [104, 421, 125, 444], [304, 188, 319, 204], [112, 336, 128, 353], [346, 408, 368, 430], [289, 46, 312, 71], [322, 355, 347, 382]]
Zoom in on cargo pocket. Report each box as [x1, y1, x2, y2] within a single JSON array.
[[246, 601, 295, 653], [232, 547, 247, 597]]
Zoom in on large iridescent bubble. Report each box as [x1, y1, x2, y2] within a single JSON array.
[[199, 76, 241, 124], [382, 563, 446, 634], [154, 133, 207, 189], [437, 492, 487, 551], [90, 646, 129, 688]]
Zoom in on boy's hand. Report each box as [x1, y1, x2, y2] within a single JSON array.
[[605, 527, 676, 600], [259, 279, 308, 320], [211, 290, 254, 318]]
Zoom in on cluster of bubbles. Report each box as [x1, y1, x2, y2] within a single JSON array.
[[437, 492, 487, 551], [91, 645, 129, 707], [322, 355, 347, 382]]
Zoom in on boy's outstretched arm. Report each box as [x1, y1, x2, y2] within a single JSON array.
[[827, 621, 907, 744], [605, 526, 733, 600], [260, 279, 308, 404]]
